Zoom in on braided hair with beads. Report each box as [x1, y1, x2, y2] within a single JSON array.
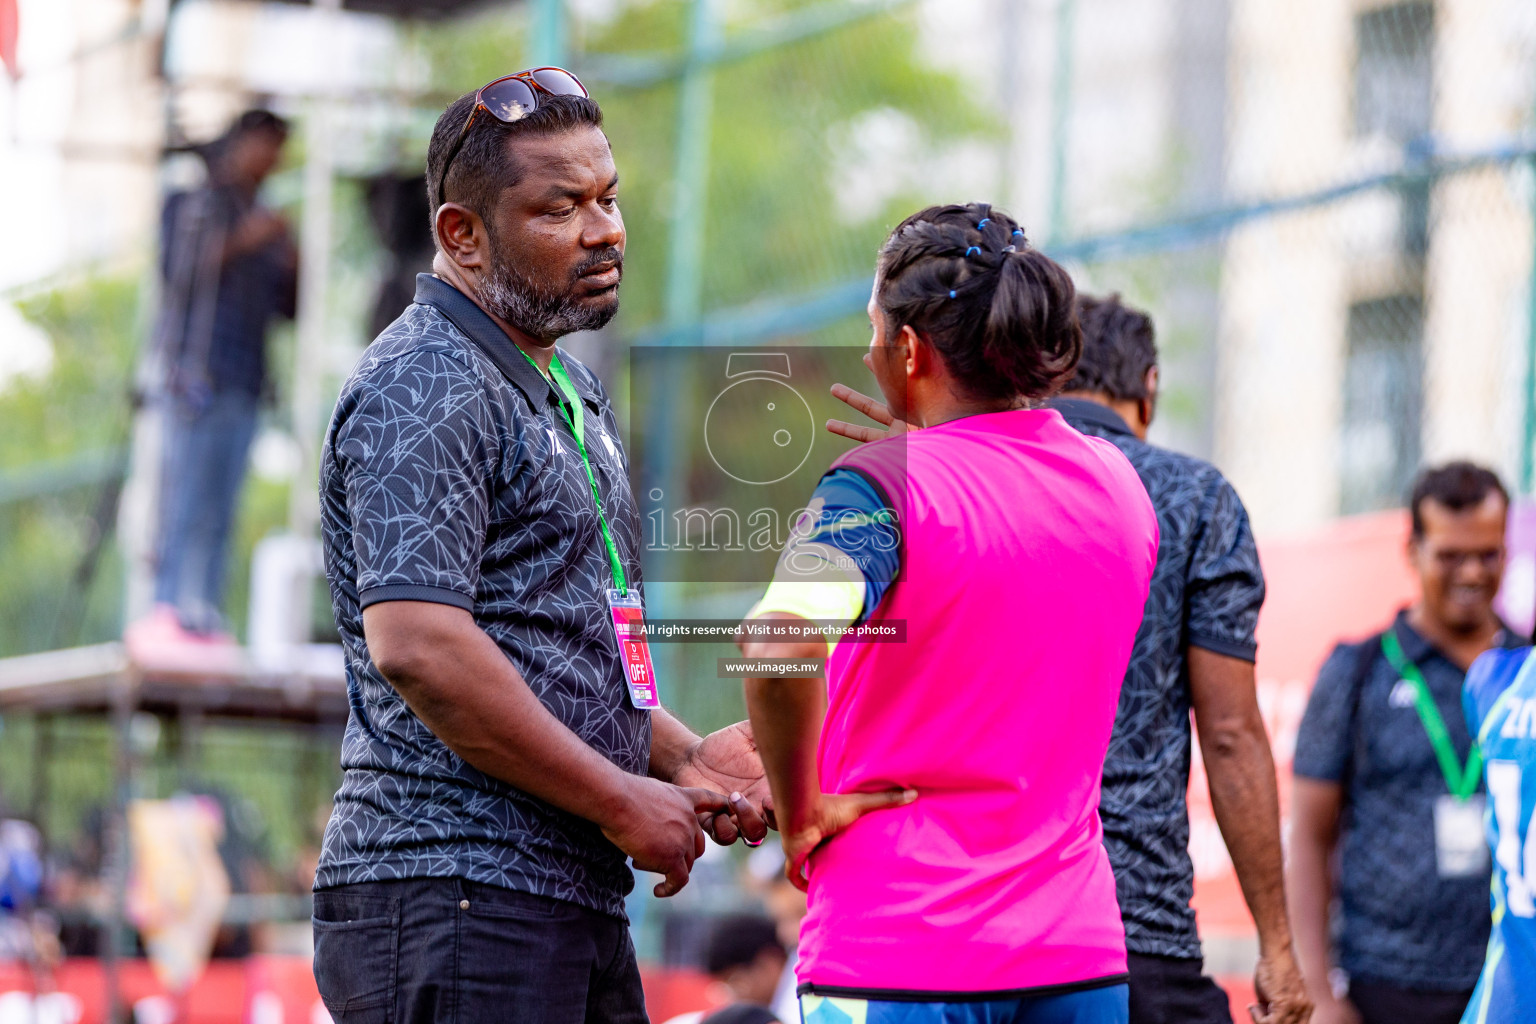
[[874, 202, 1082, 403]]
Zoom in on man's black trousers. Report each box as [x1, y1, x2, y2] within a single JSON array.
[[1126, 953, 1233, 1024], [312, 878, 648, 1024]]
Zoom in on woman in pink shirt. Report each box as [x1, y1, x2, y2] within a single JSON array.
[[741, 203, 1158, 1024]]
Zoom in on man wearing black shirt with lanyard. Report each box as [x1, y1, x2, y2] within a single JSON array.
[[313, 72, 770, 1023], [1291, 462, 1519, 1024]]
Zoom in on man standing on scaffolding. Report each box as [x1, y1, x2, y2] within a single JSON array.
[[130, 108, 297, 649]]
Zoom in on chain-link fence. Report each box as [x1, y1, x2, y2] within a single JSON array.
[[5, 0, 1533, 766], [12, 0, 1530, 638]]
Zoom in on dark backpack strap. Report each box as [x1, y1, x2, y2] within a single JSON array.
[[1337, 631, 1385, 799]]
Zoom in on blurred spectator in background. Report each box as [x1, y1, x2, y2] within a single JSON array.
[[0, 818, 46, 961], [1051, 295, 1307, 1024], [663, 914, 786, 1024], [1290, 462, 1520, 1024], [205, 787, 275, 958], [49, 805, 114, 958], [129, 108, 297, 648]]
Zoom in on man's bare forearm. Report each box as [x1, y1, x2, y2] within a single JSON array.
[[649, 709, 702, 782], [363, 601, 637, 830], [1201, 716, 1291, 950], [1189, 647, 1293, 952], [1289, 778, 1346, 1003]]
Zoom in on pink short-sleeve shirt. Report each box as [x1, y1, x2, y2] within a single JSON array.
[[797, 408, 1158, 997]]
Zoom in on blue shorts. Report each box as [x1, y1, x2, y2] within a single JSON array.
[[801, 985, 1130, 1024]]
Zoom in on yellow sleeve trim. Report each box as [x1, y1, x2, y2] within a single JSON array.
[[747, 543, 867, 656]]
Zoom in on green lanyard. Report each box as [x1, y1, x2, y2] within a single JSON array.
[[521, 349, 628, 596], [1380, 630, 1481, 800]]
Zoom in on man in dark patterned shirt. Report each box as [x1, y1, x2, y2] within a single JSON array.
[[1050, 295, 1309, 1024], [312, 72, 770, 1023]]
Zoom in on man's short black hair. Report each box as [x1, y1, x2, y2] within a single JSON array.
[[424, 88, 604, 235], [227, 108, 290, 141], [703, 913, 784, 975], [1064, 293, 1158, 402], [1409, 461, 1509, 538]]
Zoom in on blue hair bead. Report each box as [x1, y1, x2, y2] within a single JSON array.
[[1012, 228, 1024, 238], [948, 290, 957, 299], [977, 218, 991, 230], [965, 246, 981, 257]]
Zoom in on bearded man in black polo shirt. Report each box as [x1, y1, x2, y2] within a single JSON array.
[[312, 71, 770, 1023]]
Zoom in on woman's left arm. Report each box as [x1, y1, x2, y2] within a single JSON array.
[[743, 615, 914, 889]]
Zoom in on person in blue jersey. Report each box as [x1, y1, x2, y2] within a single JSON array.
[[1460, 644, 1536, 1024]]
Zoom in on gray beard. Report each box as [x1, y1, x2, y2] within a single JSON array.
[[479, 243, 619, 341]]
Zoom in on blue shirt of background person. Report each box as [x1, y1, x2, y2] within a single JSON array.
[[1291, 463, 1517, 1024], [1460, 646, 1536, 1024]]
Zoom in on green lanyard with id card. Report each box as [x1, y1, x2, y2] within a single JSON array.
[[1379, 629, 1488, 878], [526, 348, 661, 711]]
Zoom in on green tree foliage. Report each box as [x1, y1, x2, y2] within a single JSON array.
[[596, 5, 997, 327], [415, 0, 999, 334], [0, 273, 294, 657], [3, 277, 138, 466], [0, 276, 140, 656]]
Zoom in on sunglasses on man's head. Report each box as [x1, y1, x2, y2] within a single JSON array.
[[436, 67, 589, 208]]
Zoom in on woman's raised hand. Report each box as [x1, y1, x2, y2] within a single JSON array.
[[825, 383, 912, 443]]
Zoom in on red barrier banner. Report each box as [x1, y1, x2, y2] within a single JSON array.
[[0, 957, 719, 1024], [0, 957, 318, 1024]]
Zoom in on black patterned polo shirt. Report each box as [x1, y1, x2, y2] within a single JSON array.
[[1053, 397, 1267, 959], [314, 274, 649, 919]]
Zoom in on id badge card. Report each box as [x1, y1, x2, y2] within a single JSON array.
[[1434, 794, 1489, 878], [607, 589, 661, 710]]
